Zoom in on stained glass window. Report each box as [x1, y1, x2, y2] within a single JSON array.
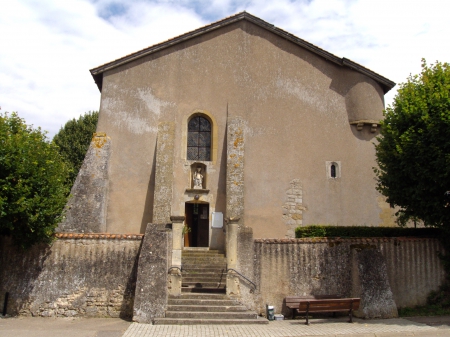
[[187, 116, 211, 161]]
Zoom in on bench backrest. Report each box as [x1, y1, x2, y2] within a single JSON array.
[[285, 295, 341, 308], [298, 298, 360, 312]]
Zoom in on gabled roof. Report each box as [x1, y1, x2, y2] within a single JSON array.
[[90, 12, 395, 93]]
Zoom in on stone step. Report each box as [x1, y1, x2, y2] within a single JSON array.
[[181, 287, 226, 294], [164, 310, 258, 319], [182, 263, 227, 268], [182, 267, 227, 273], [182, 258, 227, 264], [166, 304, 248, 312], [182, 251, 224, 256], [182, 248, 218, 252], [182, 256, 225, 260], [168, 298, 239, 306], [182, 254, 225, 259], [182, 276, 226, 283], [182, 253, 225, 258], [153, 318, 269, 325], [170, 293, 229, 300], [182, 281, 226, 288], [182, 270, 227, 275]]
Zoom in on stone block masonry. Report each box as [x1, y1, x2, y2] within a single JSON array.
[[153, 122, 175, 223], [226, 117, 245, 222], [0, 234, 142, 318], [282, 179, 306, 238]]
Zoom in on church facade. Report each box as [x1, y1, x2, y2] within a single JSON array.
[[8, 12, 445, 323], [60, 12, 396, 252]]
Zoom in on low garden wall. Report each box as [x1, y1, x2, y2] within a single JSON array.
[[1, 230, 445, 320], [0, 234, 143, 318], [236, 231, 445, 318]]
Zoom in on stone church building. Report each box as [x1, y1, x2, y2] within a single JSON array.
[[60, 12, 395, 247], [5, 12, 446, 324]]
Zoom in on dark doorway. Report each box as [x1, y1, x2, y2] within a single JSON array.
[[185, 203, 209, 247]]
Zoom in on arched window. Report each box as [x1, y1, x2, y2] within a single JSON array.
[[331, 164, 336, 178], [187, 116, 211, 161]]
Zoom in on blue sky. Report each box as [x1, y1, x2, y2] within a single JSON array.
[[1, 0, 449, 137]]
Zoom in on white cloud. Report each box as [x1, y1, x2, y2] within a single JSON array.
[[1, 0, 449, 137]]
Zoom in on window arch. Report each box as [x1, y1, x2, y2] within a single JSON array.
[[331, 164, 336, 178], [326, 161, 341, 179], [187, 115, 211, 161]]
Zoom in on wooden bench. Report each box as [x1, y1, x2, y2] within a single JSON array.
[[285, 296, 360, 324], [285, 295, 341, 319]]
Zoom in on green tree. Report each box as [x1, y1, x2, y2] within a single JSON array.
[[0, 112, 70, 248], [375, 60, 450, 228], [53, 111, 98, 184]]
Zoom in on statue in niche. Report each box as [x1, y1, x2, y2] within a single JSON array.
[[193, 167, 204, 189]]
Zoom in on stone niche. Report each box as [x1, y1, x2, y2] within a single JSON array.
[[190, 163, 207, 190]]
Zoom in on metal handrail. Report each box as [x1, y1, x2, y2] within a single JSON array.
[[226, 268, 257, 292], [168, 266, 182, 274]]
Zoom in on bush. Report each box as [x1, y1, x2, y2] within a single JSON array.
[[53, 111, 98, 184], [0, 112, 70, 248], [295, 225, 440, 238], [375, 60, 450, 228]]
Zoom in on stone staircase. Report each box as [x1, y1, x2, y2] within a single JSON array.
[[154, 249, 267, 324]]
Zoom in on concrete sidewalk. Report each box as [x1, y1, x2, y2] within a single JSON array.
[[2, 315, 450, 337]]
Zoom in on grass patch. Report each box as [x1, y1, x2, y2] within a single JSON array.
[[398, 305, 450, 317]]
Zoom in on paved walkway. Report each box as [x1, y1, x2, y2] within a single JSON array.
[[0, 316, 130, 337], [2, 316, 450, 337], [123, 317, 450, 337]]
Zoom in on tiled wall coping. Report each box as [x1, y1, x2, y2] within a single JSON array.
[[254, 237, 439, 244], [55, 233, 144, 240], [55, 234, 438, 242]]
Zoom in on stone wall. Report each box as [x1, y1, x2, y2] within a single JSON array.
[[153, 122, 175, 223], [0, 234, 142, 318], [226, 117, 245, 223], [238, 237, 444, 317], [282, 179, 305, 238], [2, 231, 443, 320], [133, 223, 171, 323]]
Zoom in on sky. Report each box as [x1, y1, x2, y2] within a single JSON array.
[[1, 0, 449, 138]]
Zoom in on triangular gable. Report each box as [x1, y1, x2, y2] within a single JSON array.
[[90, 12, 395, 93]]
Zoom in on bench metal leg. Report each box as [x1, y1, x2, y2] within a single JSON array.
[[305, 302, 310, 325], [349, 300, 354, 323]]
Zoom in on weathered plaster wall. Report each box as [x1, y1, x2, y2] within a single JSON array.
[[0, 235, 142, 318], [239, 237, 444, 317], [96, 19, 389, 237], [58, 133, 111, 233]]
